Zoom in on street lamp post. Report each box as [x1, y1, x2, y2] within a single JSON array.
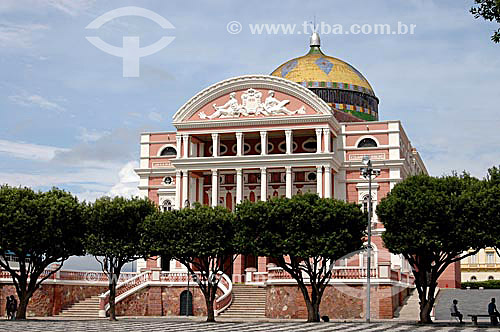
[[360, 155, 380, 323]]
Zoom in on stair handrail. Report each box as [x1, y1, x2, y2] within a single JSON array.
[[215, 272, 232, 316], [99, 271, 151, 316]]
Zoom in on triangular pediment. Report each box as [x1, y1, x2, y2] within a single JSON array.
[[172, 75, 334, 127]]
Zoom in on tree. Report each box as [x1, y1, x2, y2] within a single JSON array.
[[144, 203, 235, 322], [479, 166, 500, 255], [0, 186, 86, 319], [85, 196, 157, 320], [471, 0, 500, 43], [377, 174, 487, 323], [235, 193, 366, 322]]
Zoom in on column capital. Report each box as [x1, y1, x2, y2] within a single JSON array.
[[285, 166, 292, 173], [176, 169, 182, 176], [315, 128, 324, 135], [316, 165, 323, 173], [323, 128, 330, 134], [235, 132, 244, 138], [260, 167, 267, 173], [285, 129, 293, 136], [260, 130, 267, 137], [211, 133, 219, 139], [211, 168, 218, 175], [324, 165, 331, 172], [182, 133, 190, 138], [236, 168, 243, 175]]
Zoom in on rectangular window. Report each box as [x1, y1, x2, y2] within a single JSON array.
[[487, 253, 495, 264], [469, 255, 477, 264]]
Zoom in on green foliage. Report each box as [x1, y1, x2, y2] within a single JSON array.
[[379, 174, 486, 259], [0, 186, 86, 263], [480, 166, 500, 251], [461, 280, 500, 289], [235, 193, 366, 260], [0, 185, 86, 318], [85, 196, 157, 261], [145, 203, 235, 260], [471, 0, 500, 43]]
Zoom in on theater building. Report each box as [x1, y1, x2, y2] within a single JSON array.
[[129, 33, 442, 319]]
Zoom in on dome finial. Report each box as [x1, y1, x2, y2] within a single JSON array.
[[310, 31, 321, 47]]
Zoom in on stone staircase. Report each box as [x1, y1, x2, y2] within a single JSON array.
[[219, 284, 266, 319], [394, 288, 420, 321], [56, 295, 100, 318]]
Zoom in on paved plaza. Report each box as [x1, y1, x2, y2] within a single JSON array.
[[1, 319, 500, 332]]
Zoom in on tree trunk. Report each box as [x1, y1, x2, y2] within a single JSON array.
[[305, 299, 320, 322], [109, 275, 117, 321], [419, 299, 434, 324], [16, 295, 29, 320], [205, 296, 215, 322]]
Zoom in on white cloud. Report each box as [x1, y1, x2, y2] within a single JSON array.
[[9, 93, 65, 112], [148, 111, 163, 122], [0, 22, 49, 48], [76, 127, 110, 143], [108, 161, 140, 198], [0, 139, 69, 161], [46, 0, 96, 16]]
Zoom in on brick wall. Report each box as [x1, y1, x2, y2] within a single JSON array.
[[115, 285, 207, 317], [266, 284, 407, 319], [0, 283, 106, 317]]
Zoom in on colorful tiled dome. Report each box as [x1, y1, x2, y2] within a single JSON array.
[[270, 33, 379, 121]]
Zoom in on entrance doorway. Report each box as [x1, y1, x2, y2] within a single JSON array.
[[179, 290, 193, 316]]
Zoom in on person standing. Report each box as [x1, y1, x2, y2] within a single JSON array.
[[5, 296, 11, 320], [489, 298, 500, 325], [8, 295, 17, 320]]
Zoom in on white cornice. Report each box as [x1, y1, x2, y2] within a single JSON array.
[[140, 153, 342, 172]]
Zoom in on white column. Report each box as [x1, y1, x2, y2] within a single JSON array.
[[211, 169, 218, 207], [198, 177, 204, 204], [315, 129, 323, 153], [176, 135, 182, 159], [285, 166, 292, 198], [260, 167, 267, 201], [260, 131, 267, 155], [182, 170, 189, 208], [236, 168, 243, 204], [323, 128, 331, 153], [211, 133, 219, 157], [316, 166, 323, 197], [285, 130, 293, 155], [182, 134, 190, 158], [236, 132, 244, 157], [175, 170, 181, 209], [324, 166, 331, 198]]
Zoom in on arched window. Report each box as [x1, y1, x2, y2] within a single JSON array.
[[357, 138, 377, 148], [362, 195, 374, 217], [470, 276, 477, 281], [160, 146, 177, 156], [162, 200, 172, 212], [489, 276, 495, 280]]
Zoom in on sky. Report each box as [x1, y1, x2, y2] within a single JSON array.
[[1, 0, 499, 200]]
